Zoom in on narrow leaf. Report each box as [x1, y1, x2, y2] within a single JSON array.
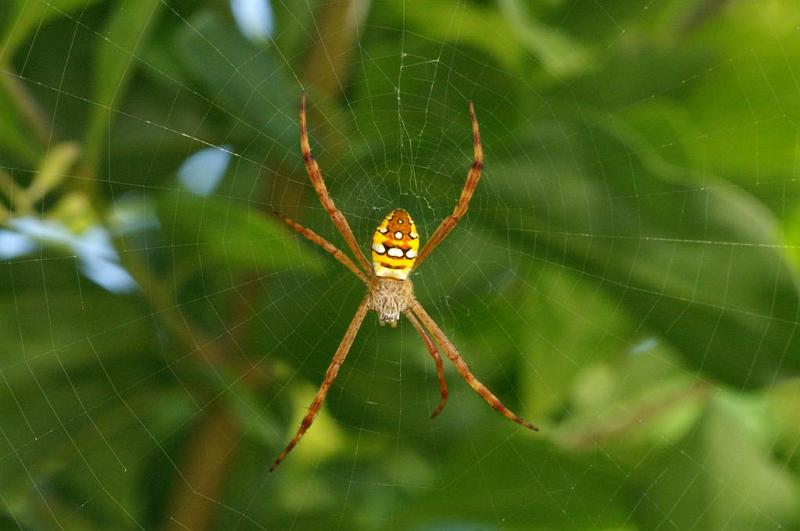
[[83, 0, 162, 173]]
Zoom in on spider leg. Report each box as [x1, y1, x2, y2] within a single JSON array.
[[300, 93, 372, 273], [408, 299, 539, 431], [404, 310, 448, 419], [415, 101, 483, 267], [270, 296, 370, 471], [280, 214, 369, 284]]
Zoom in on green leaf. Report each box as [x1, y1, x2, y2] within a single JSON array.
[[633, 392, 799, 529], [517, 265, 635, 419], [394, 438, 630, 529], [0, 288, 156, 386], [25, 142, 81, 207], [377, 0, 525, 72], [767, 378, 800, 454], [498, 0, 592, 77], [1, 0, 105, 63], [484, 114, 800, 388], [83, 0, 163, 173], [172, 10, 297, 148], [0, 74, 44, 164], [682, 1, 800, 188], [156, 192, 323, 274]]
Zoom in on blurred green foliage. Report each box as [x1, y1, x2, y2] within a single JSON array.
[[1, 0, 799, 529]]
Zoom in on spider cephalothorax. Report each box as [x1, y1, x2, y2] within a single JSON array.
[[368, 275, 414, 327], [270, 94, 538, 471]]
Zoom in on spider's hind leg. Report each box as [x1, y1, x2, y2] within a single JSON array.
[[270, 296, 371, 471], [405, 310, 448, 419], [408, 299, 539, 431]]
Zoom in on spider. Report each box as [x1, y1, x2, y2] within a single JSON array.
[[270, 94, 539, 471]]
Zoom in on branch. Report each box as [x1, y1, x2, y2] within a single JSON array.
[[164, 406, 240, 531], [562, 380, 713, 450], [303, 0, 372, 98]]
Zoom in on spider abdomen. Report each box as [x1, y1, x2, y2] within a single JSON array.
[[371, 209, 419, 280]]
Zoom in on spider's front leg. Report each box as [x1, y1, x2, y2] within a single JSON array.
[[299, 93, 372, 273], [415, 101, 483, 267]]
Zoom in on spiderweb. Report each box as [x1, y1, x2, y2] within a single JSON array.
[[1, 0, 799, 529]]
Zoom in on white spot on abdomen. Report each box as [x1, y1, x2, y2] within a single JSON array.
[[387, 247, 404, 258]]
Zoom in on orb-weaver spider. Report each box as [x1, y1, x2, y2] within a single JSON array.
[[270, 94, 539, 471]]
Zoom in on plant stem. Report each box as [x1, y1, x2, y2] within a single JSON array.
[[163, 406, 240, 531], [160, 3, 374, 527], [563, 380, 713, 450], [0, 66, 51, 147], [303, 0, 372, 99], [0, 168, 29, 214], [679, 0, 733, 34]]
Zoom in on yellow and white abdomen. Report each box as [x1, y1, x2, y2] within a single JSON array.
[[371, 209, 419, 280]]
